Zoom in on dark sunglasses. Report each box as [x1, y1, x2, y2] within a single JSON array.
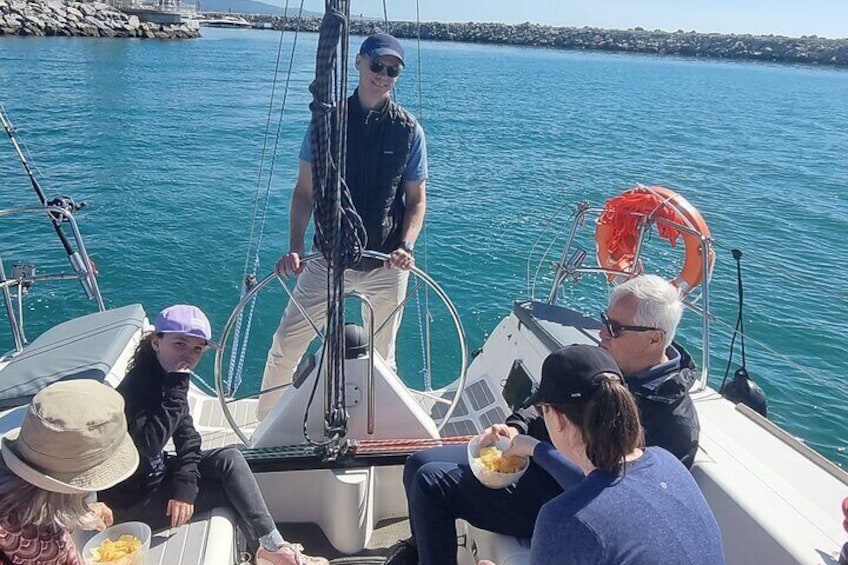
[[600, 311, 661, 339], [369, 60, 402, 78]]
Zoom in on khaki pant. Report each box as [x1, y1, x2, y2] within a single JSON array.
[[258, 256, 409, 419]]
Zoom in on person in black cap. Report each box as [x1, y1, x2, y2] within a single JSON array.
[[259, 32, 428, 418], [392, 274, 700, 565], [479, 345, 724, 565]]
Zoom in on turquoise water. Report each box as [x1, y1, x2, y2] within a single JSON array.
[[1, 28, 847, 468]]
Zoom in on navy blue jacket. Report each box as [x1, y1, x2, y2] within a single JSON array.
[[507, 343, 700, 469]]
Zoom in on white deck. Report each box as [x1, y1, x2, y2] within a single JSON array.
[[187, 387, 258, 449], [2, 303, 846, 564], [73, 507, 238, 565], [691, 388, 847, 564]]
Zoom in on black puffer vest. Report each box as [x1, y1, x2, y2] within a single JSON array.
[[345, 90, 418, 270]]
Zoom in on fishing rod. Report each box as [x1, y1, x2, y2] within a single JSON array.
[[0, 106, 97, 300]]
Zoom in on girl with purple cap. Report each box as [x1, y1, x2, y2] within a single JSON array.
[[99, 304, 327, 565]]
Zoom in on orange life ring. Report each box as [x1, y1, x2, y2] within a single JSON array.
[[595, 185, 714, 294]]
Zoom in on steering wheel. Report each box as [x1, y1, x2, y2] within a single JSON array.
[[213, 250, 468, 445]]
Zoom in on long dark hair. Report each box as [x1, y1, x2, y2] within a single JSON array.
[[127, 333, 162, 377], [554, 374, 645, 473]]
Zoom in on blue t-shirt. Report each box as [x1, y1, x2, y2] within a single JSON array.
[[530, 445, 725, 565], [298, 121, 428, 182]]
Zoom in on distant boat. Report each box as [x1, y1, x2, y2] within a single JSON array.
[[199, 15, 251, 28]]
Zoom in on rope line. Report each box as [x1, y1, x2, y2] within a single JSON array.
[[304, 3, 364, 445]]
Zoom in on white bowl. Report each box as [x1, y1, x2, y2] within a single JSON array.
[[467, 435, 529, 489], [82, 521, 151, 565]]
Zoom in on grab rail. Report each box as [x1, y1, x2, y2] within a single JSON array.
[[0, 206, 104, 355]]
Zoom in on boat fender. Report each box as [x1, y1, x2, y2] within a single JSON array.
[[843, 496, 848, 532], [344, 323, 370, 359], [719, 367, 767, 417]]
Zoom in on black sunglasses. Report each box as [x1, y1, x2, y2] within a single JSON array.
[[600, 311, 661, 339], [369, 60, 402, 78]]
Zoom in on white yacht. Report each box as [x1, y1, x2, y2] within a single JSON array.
[[1, 10, 847, 563]]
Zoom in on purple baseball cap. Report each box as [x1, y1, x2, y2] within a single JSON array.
[[154, 304, 220, 350], [359, 33, 405, 66]]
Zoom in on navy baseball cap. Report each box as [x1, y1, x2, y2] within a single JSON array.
[[522, 345, 622, 408], [359, 33, 405, 66]]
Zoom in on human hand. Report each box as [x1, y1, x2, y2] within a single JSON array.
[[503, 434, 540, 459], [477, 424, 519, 448], [161, 359, 194, 375], [275, 249, 305, 277], [166, 499, 194, 528], [385, 248, 414, 270], [85, 501, 114, 531]]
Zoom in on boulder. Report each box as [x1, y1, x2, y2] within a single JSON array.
[[78, 2, 98, 16]]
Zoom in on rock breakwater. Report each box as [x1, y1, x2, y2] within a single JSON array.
[[0, 0, 198, 38], [245, 16, 848, 68]]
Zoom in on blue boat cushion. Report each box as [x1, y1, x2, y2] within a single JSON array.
[[0, 304, 146, 409]]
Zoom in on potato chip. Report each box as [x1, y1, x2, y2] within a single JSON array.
[[89, 534, 143, 563], [475, 446, 526, 474]]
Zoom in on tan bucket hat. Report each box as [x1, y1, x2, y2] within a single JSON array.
[[1, 379, 139, 494]]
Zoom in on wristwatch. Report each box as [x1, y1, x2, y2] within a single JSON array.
[[401, 240, 414, 253]]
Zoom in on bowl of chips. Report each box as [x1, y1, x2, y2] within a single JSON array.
[[467, 435, 529, 489], [82, 521, 151, 565]]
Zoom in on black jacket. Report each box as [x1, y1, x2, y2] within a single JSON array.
[[506, 344, 700, 469], [109, 360, 203, 504]]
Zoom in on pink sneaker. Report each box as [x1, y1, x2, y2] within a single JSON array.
[[255, 543, 329, 565]]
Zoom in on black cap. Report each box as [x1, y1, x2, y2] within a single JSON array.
[[359, 33, 405, 66], [522, 345, 622, 409]]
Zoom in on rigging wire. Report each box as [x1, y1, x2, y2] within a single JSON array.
[[526, 199, 578, 299], [710, 236, 845, 302], [226, 1, 305, 396], [0, 107, 100, 305], [379, 0, 434, 390], [706, 300, 826, 386], [1, 107, 74, 256], [413, 0, 433, 391], [239, 0, 303, 284]]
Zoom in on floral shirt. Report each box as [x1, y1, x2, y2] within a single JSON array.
[[0, 521, 81, 565]]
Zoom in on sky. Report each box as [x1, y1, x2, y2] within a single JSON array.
[[296, 0, 848, 39]]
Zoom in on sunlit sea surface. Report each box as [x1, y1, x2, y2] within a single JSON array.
[[0, 28, 846, 467]]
